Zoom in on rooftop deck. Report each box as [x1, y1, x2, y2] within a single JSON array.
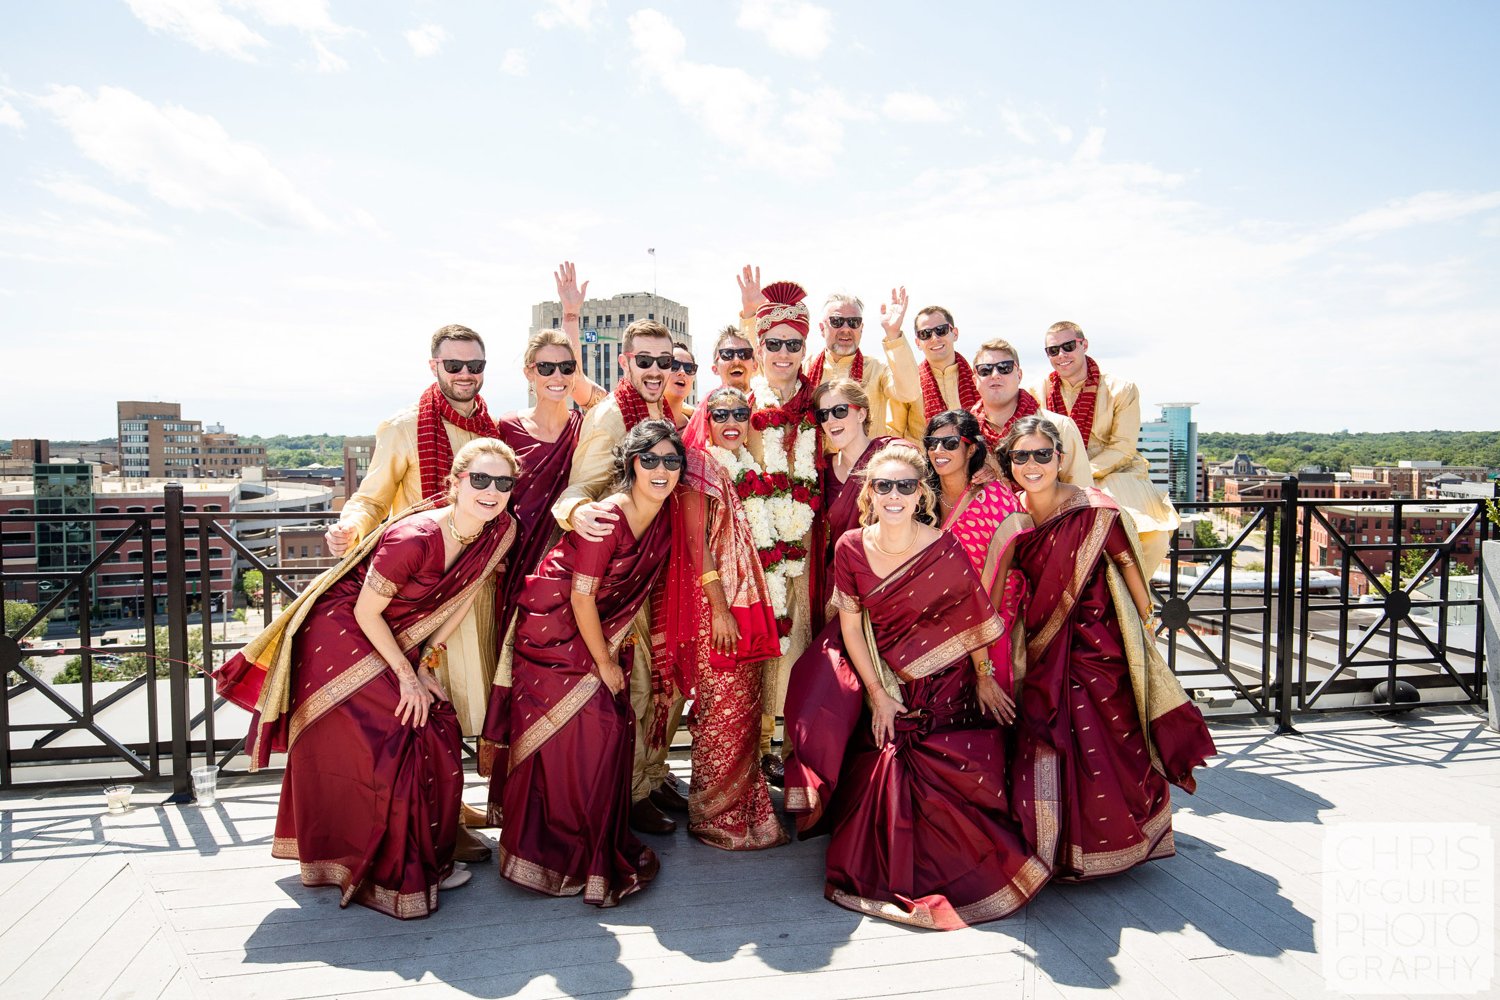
[[3, 708, 1497, 999]]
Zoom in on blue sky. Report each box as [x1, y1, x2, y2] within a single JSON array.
[[2, 1, 1497, 439]]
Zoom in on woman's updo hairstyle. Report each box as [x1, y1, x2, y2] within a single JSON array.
[[611, 419, 686, 492], [997, 415, 1065, 484], [855, 441, 937, 527]]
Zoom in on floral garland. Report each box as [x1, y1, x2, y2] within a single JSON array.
[[734, 376, 822, 650]]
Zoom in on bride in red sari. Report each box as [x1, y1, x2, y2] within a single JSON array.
[[1002, 415, 1215, 880], [214, 438, 519, 918], [663, 387, 788, 850], [813, 442, 1048, 929], [496, 420, 681, 906]]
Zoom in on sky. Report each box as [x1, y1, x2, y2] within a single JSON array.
[[1, 1, 1497, 440]]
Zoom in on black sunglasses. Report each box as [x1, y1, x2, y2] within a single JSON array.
[[531, 360, 576, 376], [923, 436, 969, 452], [915, 323, 953, 341], [975, 360, 1016, 377], [671, 359, 699, 374], [710, 406, 752, 423], [815, 403, 854, 423], [440, 359, 487, 374], [635, 452, 684, 471], [717, 347, 754, 361], [871, 478, 919, 496], [763, 337, 804, 354], [826, 315, 863, 329], [629, 353, 676, 370], [462, 472, 515, 491], [1045, 340, 1079, 358], [1008, 448, 1056, 466]]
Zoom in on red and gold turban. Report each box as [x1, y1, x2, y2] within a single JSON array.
[[755, 280, 810, 338]]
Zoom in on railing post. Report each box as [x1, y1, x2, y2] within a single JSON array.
[[164, 483, 194, 802], [1274, 475, 1300, 735]]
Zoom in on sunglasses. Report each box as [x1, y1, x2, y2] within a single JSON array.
[[717, 347, 754, 361], [462, 472, 515, 491], [531, 360, 576, 377], [440, 359, 487, 374], [815, 403, 855, 423], [709, 406, 752, 423], [635, 452, 684, 471], [974, 360, 1016, 377], [1045, 340, 1079, 358], [763, 337, 804, 354], [923, 435, 969, 452], [628, 353, 676, 370], [871, 478, 920, 496], [826, 315, 863, 330], [1007, 448, 1056, 466], [671, 359, 699, 375], [915, 323, 953, 341]]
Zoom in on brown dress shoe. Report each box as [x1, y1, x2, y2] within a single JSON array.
[[760, 753, 784, 788], [453, 824, 493, 863], [460, 802, 492, 828], [649, 777, 689, 814], [629, 797, 677, 835]]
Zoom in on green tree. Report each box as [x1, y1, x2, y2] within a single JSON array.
[[5, 600, 49, 687], [1376, 549, 1432, 594], [241, 569, 264, 606], [52, 625, 203, 684], [1193, 520, 1223, 550]]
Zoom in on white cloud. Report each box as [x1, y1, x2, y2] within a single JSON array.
[[999, 103, 1073, 145], [500, 48, 528, 76], [37, 177, 145, 217], [37, 85, 335, 231], [534, 0, 600, 31], [881, 91, 958, 124], [123, 0, 351, 69], [627, 8, 866, 178], [0, 98, 22, 130], [125, 0, 267, 60], [736, 0, 833, 59], [405, 23, 449, 58], [1334, 191, 1500, 240]]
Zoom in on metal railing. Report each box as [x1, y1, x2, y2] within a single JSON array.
[[1, 477, 1492, 789]]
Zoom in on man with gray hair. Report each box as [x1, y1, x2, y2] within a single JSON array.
[[803, 287, 921, 439]]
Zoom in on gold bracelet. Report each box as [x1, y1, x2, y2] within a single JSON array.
[[974, 658, 995, 678], [700, 570, 720, 586]]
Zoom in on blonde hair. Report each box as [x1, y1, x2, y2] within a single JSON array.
[[1044, 320, 1084, 343], [431, 324, 485, 356], [975, 337, 1020, 365], [445, 437, 520, 505], [524, 329, 576, 367], [856, 442, 937, 527], [812, 377, 872, 432]]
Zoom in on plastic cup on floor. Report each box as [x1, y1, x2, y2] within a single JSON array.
[[191, 765, 219, 807], [104, 784, 134, 813]]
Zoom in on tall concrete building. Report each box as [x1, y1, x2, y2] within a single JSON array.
[[530, 291, 692, 397], [116, 402, 265, 479]]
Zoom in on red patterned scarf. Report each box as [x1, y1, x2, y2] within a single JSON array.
[[614, 376, 673, 431], [1045, 355, 1101, 447], [919, 352, 981, 423], [416, 382, 498, 504], [975, 389, 1039, 450], [806, 349, 864, 388]]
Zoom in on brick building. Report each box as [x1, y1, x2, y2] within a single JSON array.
[[117, 402, 265, 479], [1348, 461, 1490, 499], [1305, 503, 1484, 594]]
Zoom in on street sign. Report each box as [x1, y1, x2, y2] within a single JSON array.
[[583, 330, 598, 343]]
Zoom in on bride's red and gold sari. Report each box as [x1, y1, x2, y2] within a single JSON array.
[[811, 530, 1050, 930], [215, 507, 515, 919], [1011, 487, 1215, 880], [495, 503, 672, 907], [659, 449, 787, 850]]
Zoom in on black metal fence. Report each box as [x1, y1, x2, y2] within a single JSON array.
[[1, 477, 1492, 790]]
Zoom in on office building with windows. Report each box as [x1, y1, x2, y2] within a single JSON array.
[[531, 291, 692, 396]]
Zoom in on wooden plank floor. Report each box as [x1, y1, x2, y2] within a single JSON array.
[[3, 707, 1498, 999]]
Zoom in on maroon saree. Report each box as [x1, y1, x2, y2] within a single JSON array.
[[811, 530, 1048, 929], [215, 512, 514, 919], [812, 436, 894, 628], [495, 504, 672, 906], [480, 409, 584, 775], [1011, 487, 1215, 881]]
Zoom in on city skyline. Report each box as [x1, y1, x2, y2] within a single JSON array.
[[2, 3, 1497, 438]]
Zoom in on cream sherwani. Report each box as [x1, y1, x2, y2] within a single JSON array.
[[805, 337, 921, 441], [889, 357, 966, 442], [978, 406, 1093, 489], [550, 395, 683, 804], [340, 402, 496, 736], [1028, 371, 1181, 576]]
